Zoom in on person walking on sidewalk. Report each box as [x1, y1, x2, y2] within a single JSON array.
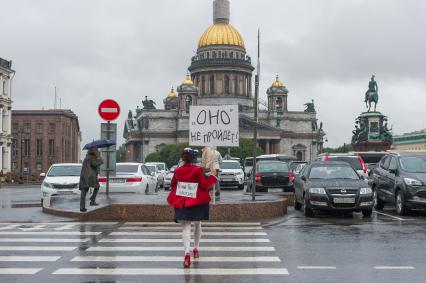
[[167, 148, 218, 268], [79, 146, 103, 212]]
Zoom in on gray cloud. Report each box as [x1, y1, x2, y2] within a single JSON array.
[[1, 0, 425, 149]]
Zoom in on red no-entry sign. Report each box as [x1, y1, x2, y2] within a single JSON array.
[[98, 99, 120, 121]]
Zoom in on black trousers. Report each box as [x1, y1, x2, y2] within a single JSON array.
[[80, 187, 99, 210]]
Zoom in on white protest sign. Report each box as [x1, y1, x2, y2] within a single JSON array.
[[176, 182, 198, 198], [189, 105, 239, 147]]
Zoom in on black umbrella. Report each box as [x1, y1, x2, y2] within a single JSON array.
[[83, 139, 115, 150]]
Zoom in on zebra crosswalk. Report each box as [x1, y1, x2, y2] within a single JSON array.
[[0, 221, 289, 279]]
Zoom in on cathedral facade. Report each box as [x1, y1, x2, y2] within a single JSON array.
[[124, 0, 325, 162]]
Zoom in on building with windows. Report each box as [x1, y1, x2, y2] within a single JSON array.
[[0, 57, 15, 173], [392, 130, 426, 151], [124, 0, 325, 162], [11, 110, 81, 175]]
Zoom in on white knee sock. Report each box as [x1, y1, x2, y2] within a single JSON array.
[[181, 221, 191, 255], [193, 221, 202, 249]]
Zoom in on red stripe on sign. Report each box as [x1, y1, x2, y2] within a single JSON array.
[[101, 108, 118, 113]]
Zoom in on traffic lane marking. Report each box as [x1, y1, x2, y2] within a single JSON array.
[[0, 268, 42, 275], [87, 246, 275, 252], [0, 246, 76, 251], [297, 266, 337, 270], [0, 231, 101, 235], [374, 266, 415, 270], [52, 268, 289, 275], [110, 232, 267, 236], [122, 222, 261, 226], [118, 226, 263, 230], [72, 256, 281, 262], [0, 256, 61, 262], [0, 238, 90, 243], [99, 238, 270, 243], [373, 211, 415, 221]]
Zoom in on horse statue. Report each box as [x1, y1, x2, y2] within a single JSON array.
[[365, 75, 378, 112], [142, 96, 156, 110]]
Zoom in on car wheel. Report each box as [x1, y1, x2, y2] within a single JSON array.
[[362, 209, 372, 217], [238, 184, 244, 190], [304, 196, 314, 217], [373, 188, 385, 210], [396, 190, 408, 216], [294, 194, 302, 210]]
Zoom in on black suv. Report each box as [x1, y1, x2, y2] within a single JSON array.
[[371, 152, 426, 215]]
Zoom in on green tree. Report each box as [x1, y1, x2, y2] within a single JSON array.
[[116, 144, 126, 162], [323, 143, 353, 153], [218, 138, 264, 161]]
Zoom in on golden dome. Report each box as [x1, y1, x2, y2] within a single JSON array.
[[167, 87, 177, 98], [198, 23, 245, 48], [272, 75, 284, 87], [181, 73, 193, 85]]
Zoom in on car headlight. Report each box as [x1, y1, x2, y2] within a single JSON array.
[[404, 178, 423, 186], [360, 187, 372, 194], [42, 181, 53, 188], [309, 187, 326, 194]]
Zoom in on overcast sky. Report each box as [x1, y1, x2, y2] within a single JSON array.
[[1, 0, 425, 148]]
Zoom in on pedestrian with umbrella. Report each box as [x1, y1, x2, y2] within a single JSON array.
[[79, 139, 113, 212]]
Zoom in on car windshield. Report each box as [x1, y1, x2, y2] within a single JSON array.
[[309, 165, 360, 180], [220, 162, 241, 169], [47, 165, 82, 177], [328, 157, 363, 170], [244, 159, 253, 167], [153, 163, 165, 170], [146, 165, 156, 172], [258, 162, 289, 173], [116, 164, 139, 173], [399, 156, 426, 173]]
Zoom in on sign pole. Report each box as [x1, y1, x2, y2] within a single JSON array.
[[106, 121, 111, 196]]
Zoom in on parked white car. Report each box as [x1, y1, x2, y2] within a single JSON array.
[[164, 165, 178, 190], [98, 163, 158, 194], [219, 160, 245, 189], [40, 163, 82, 198], [145, 163, 165, 188]]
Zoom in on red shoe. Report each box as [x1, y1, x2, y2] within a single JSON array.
[[193, 248, 199, 258], [183, 253, 191, 268]]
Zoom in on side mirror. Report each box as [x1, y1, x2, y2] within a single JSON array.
[[40, 173, 46, 178], [389, 168, 397, 175], [247, 173, 251, 178], [151, 172, 155, 176], [301, 176, 307, 182]]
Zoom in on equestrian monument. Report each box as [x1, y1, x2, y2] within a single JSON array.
[[351, 76, 393, 151]]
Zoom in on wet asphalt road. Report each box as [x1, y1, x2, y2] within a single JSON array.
[[1, 187, 426, 282]]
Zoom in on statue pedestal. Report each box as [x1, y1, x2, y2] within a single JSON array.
[[352, 111, 392, 152]]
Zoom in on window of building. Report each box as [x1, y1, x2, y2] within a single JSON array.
[[209, 75, 215, 94], [201, 77, 205, 95], [36, 139, 43, 156], [224, 75, 230, 95], [23, 139, 31, 156], [36, 123, 43, 134], [48, 139, 55, 156], [12, 123, 18, 133], [12, 139, 17, 157], [230, 52, 233, 58], [23, 123, 31, 133], [23, 162, 29, 174], [213, 51, 217, 58], [48, 123, 56, 133]]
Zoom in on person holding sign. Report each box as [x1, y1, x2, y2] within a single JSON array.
[[167, 148, 218, 268]]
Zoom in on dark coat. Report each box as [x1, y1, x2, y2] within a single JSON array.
[[79, 152, 103, 190]]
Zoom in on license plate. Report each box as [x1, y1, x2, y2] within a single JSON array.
[[110, 179, 125, 183], [334, 197, 355, 204], [222, 178, 234, 182], [59, 191, 75, 195]]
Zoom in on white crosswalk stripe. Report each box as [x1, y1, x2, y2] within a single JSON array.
[[0, 222, 289, 277]]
